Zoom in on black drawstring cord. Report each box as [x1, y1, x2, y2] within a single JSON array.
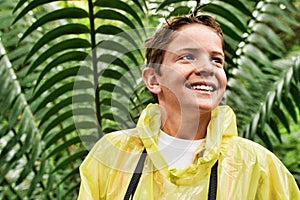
[[124, 148, 147, 200], [208, 161, 218, 200]]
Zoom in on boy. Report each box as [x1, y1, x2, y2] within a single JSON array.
[[78, 14, 299, 199]]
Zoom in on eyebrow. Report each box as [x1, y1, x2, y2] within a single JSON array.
[[173, 48, 224, 58], [172, 48, 203, 55], [211, 51, 225, 58]]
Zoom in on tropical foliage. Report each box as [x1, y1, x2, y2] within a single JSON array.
[[0, 0, 299, 198]]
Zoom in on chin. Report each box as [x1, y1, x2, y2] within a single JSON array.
[[181, 102, 216, 112], [198, 105, 216, 112], [197, 100, 221, 112]]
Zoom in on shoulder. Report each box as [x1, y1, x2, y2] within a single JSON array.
[[81, 128, 144, 172], [220, 136, 299, 199], [221, 136, 286, 169], [91, 128, 142, 153]]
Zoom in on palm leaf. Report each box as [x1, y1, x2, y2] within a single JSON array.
[[0, 41, 47, 198], [1, 0, 151, 198]]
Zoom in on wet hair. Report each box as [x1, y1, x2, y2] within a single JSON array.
[[144, 14, 224, 102]]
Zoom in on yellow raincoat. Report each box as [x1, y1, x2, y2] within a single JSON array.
[[78, 104, 300, 199]]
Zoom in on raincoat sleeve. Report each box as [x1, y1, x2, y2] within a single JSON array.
[[78, 151, 101, 200], [255, 152, 300, 199]]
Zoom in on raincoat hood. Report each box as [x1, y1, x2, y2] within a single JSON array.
[[136, 104, 237, 185]]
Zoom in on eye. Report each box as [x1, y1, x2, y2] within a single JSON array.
[[211, 57, 224, 66], [180, 54, 195, 61]]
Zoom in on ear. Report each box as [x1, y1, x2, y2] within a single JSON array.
[[142, 67, 161, 94]]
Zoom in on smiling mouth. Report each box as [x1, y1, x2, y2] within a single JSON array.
[[186, 83, 217, 92]]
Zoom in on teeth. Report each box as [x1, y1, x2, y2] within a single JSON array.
[[192, 85, 214, 91]]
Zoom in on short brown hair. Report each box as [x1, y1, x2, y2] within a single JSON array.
[[145, 15, 224, 74]]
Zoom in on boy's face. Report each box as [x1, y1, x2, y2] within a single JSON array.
[[155, 23, 227, 113]]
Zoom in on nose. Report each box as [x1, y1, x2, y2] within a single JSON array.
[[196, 69, 214, 77], [194, 56, 214, 77]]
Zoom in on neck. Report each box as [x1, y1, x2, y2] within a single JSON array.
[[160, 104, 211, 140]]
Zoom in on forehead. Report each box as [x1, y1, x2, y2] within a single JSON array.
[[166, 24, 223, 55]]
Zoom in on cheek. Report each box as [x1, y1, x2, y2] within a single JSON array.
[[218, 70, 227, 89], [160, 66, 190, 83]]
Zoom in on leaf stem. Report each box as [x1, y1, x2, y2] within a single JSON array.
[[88, 0, 103, 138]]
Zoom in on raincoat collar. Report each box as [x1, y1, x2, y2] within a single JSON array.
[[136, 103, 238, 185]]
